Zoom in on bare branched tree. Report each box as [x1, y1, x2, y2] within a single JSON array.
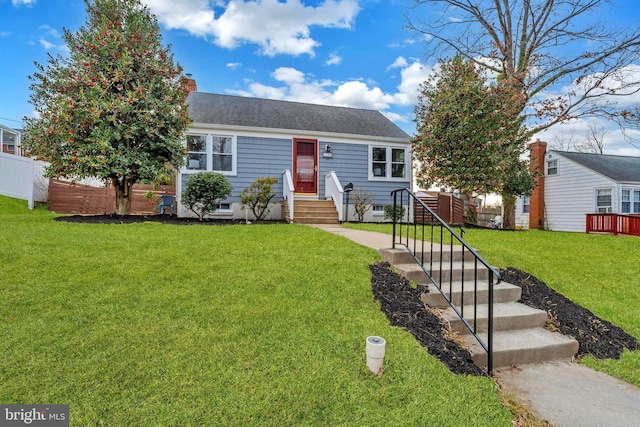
[[550, 128, 579, 152], [576, 123, 606, 153], [407, 0, 640, 137]]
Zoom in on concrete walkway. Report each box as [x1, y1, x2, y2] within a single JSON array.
[[310, 224, 640, 427]]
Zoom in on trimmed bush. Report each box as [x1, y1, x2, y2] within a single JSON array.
[[182, 172, 233, 220], [240, 176, 278, 221]]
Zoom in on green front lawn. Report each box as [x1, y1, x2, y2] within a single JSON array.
[[0, 197, 511, 426], [344, 222, 640, 387]]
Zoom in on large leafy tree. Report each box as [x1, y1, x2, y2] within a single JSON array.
[[407, 0, 640, 136], [412, 55, 535, 228], [22, 0, 190, 215]]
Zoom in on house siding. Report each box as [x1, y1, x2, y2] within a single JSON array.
[[178, 131, 410, 220], [545, 152, 616, 232], [514, 197, 529, 230]]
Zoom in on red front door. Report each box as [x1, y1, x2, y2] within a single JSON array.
[[293, 139, 318, 193]]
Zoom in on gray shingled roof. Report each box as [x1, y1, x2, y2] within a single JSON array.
[[555, 151, 640, 182], [186, 92, 409, 140]]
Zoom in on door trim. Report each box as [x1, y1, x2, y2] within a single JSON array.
[[293, 138, 318, 194]]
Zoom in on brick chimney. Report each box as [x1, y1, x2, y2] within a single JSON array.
[[529, 139, 547, 229], [182, 73, 198, 95]]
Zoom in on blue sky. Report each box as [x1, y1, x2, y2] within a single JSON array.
[[2, 0, 640, 155]]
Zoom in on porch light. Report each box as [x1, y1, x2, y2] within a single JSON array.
[[323, 144, 333, 158]]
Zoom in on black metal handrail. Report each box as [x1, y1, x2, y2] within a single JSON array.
[[391, 188, 502, 375]]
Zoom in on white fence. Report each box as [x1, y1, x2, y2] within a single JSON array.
[[0, 152, 48, 209]]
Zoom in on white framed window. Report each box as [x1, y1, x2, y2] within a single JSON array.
[[372, 205, 385, 213], [217, 202, 232, 212], [634, 190, 640, 213], [184, 133, 236, 175], [595, 189, 612, 213], [1, 128, 19, 154], [546, 159, 558, 175], [186, 135, 207, 170], [622, 189, 631, 213], [522, 196, 530, 214], [369, 146, 408, 180]]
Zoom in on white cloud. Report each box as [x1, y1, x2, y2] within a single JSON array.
[[387, 56, 408, 71], [227, 58, 428, 120], [143, 0, 360, 56], [393, 61, 431, 106], [325, 53, 342, 66], [39, 25, 61, 38], [12, 0, 35, 6], [226, 62, 242, 70], [35, 25, 67, 52], [39, 38, 55, 50], [0, 32, 10, 38]]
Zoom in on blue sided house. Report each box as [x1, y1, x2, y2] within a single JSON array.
[[177, 90, 412, 223]]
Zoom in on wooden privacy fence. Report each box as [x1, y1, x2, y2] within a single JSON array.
[[414, 193, 465, 225], [586, 213, 640, 237], [48, 179, 176, 215]]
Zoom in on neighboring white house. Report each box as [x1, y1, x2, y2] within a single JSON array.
[[1, 124, 21, 155], [518, 140, 640, 232], [0, 125, 50, 208]]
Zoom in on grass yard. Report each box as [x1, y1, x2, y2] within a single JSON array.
[[344, 222, 640, 387], [0, 196, 512, 426]]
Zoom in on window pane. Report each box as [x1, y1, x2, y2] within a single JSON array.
[[391, 149, 406, 178], [391, 163, 405, 178], [372, 147, 386, 162], [596, 189, 612, 213], [635, 191, 640, 213], [391, 148, 405, 163], [547, 160, 558, 175], [213, 154, 232, 172], [523, 196, 530, 214], [372, 162, 386, 177], [187, 153, 206, 170], [212, 137, 232, 154], [186, 135, 206, 152], [622, 190, 631, 213]]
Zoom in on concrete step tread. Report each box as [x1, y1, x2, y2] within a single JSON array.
[[394, 261, 490, 272], [422, 281, 522, 307], [380, 247, 479, 264], [442, 301, 547, 321], [462, 328, 579, 367], [441, 301, 548, 333], [425, 280, 520, 293]]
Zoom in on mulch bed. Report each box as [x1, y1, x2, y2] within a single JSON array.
[[54, 214, 283, 226], [370, 261, 485, 376], [501, 267, 639, 359], [369, 262, 639, 376]]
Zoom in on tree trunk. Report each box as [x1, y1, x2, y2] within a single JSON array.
[[502, 192, 516, 230], [112, 177, 134, 215]]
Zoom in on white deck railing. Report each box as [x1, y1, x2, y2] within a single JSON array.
[[324, 171, 344, 222], [283, 169, 295, 222]]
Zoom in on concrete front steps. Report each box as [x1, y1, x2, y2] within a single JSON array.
[[380, 246, 578, 369], [282, 199, 339, 224]]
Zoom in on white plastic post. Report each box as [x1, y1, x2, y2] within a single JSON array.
[[366, 336, 386, 376]]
